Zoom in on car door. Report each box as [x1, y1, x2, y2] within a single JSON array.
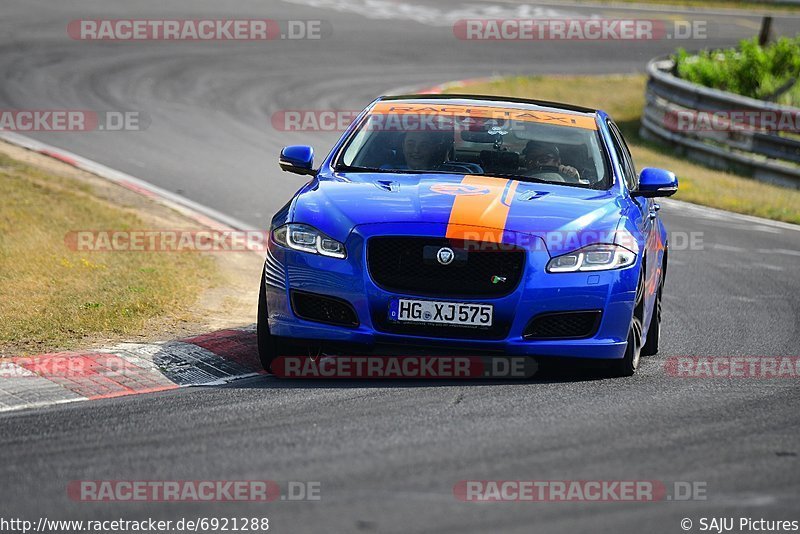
[[607, 121, 657, 305]]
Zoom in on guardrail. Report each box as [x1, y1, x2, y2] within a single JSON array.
[[640, 55, 800, 189]]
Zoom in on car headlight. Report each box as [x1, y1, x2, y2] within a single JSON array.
[[272, 223, 347, 259], [546, 244, 636, 273]]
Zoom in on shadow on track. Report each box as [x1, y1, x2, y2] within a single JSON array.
[[215, 357, 619, 391]]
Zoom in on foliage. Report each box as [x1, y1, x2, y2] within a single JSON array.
[[674, 36, 800, 106]]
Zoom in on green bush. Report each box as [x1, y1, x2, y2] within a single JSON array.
[[674, 36, 800, 106]]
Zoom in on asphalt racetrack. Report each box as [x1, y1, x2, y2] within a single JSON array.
[[1, 1, 799, 532]]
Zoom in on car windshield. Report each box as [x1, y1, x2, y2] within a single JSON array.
[[336, 102, 610, 189]]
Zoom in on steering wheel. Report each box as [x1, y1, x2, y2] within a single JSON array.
[[535, 165, 560, 173]]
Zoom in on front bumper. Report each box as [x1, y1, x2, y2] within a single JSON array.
[[265, 223, 636, 360]]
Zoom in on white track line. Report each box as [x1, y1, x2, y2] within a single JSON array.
[[663, 198, 800, 233], [0, 131, 256, 232]]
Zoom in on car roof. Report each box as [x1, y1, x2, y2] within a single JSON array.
[[378, 93, 599, 117]]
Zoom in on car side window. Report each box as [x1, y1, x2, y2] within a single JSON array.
[[607, 121, 638, 192]]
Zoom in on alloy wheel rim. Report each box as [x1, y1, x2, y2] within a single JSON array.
[[630, 274, 645, 369]]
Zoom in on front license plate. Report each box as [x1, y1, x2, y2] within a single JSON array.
[[388, 298, 493, 327]]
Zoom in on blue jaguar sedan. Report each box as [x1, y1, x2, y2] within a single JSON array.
[[259, 94, 677, 376]]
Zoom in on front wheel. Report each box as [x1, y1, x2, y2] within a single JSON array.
[[257, 269, 279, 372], [641, 281, 662, 356], [608, 272, 645, 377], [642, 254, 667, 357], [257, 268, 320, 373]]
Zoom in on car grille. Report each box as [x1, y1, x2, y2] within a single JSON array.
[[523, 311, 601, 339], [291, 290, 359, 327], [367, 237, 525, 297]]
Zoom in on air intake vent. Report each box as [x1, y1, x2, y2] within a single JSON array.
[[291, 290, 359, 327], [523, 311, 601, 339]]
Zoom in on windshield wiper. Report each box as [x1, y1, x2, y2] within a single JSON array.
[[481, 172, 595, 188], [481, 172, 551, 184], [335, 164, 459, 175], [335, 164, 395, 173]]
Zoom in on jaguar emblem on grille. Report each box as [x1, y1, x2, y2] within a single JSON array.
[[436, 247, 455, 265]]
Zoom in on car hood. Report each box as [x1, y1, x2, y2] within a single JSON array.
[[290, 172, 624, 250]]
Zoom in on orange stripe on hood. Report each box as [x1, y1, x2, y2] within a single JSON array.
[[445, 176, 518, 243]]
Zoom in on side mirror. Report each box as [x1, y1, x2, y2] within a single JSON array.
[[279, 145, 315, 176], [635, 167, 678, 197]]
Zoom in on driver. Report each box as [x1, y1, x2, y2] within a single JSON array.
[[522, 141, 581, 182], [402, 130, 451, 170]]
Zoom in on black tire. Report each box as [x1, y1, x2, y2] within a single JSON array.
[[642, 253, 667, 357], [257, 268, 279, 373], [641, 282, 662, 357], [608, 271, 645, 377]]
